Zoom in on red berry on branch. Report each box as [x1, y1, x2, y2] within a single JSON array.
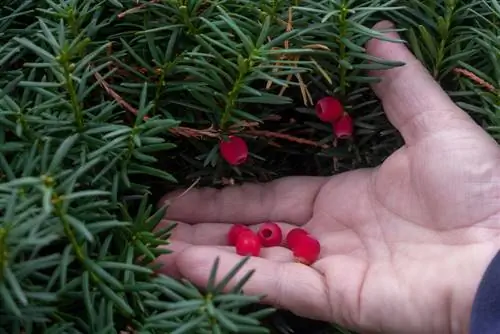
[[315, 96, 344, 123], [333, 113, 354, 139], [292, 234, 320, 265], [235, 230, 261, 257], [257, 222, 283, 247], [227, 224, 251, 246], [219, 135, 248, 165], [285, 228, 309, 249]]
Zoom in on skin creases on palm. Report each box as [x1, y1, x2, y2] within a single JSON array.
[[306, 129, 500, 333]]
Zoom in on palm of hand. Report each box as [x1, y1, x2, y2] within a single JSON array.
[[157, 23, 500, 334], [308, 125, 500, 333]]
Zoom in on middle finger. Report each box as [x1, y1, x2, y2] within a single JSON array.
[[156, 240, 294, 278], [162, 220, 304, 246]]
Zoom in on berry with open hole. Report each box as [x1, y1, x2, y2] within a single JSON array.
[[257, 221, 283, 247], [315, 96, 344, 123], [333, 113, 354, 139]]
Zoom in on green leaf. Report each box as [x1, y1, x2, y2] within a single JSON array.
[[214, 257, 251, 293], [256, 16, 271, 48], [219, 309, 261, 326], [338, 59, 353, 70], [138, 143, 176, 153], [97, 261, 153, 275], [128, 164, 177, 183], [340, 37, 366, 52], [82, 271, 95, 326], [17, 81, 62, 88], [83, 260, 123, 290], [13, 37, 56, 63], [48, 134, 79, 173], [0, 283, 21, 317], [24, 291, 58, 302], [213, 309, 239, 332], [171, 315, 207, 334], [154, 276, 203, 299], [217, 8, 254, 55], [87, 136, 128, 160], [74, 42, 112, 74], [63, 190, 110, 201], [245, 307, 276, 320], [144, 299, 203, 312], [231, 108, 263, 122], [64, 215, 94, 243], [418, 25, 437, 59], [4, 267, 27, 305], [206, 257, 219, 292], [147, 305, 204, 322], [348, 21, 405, 43], [490, 0, 500, 16], [0, 46, 21, 67], [262, 24, 324, 50], [97, 281, 134, 316], [120, 38, 155, 73], [199, 18, 240, 55]]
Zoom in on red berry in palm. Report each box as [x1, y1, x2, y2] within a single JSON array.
[[315, 96, 344, 123], [235, 230, 261, 257], [292, 234, 320, 265], [333, 113, 354, 139], [227, 224, 251, 246], [257, 222, 283, 247], [286, 228, 309, 249], [219, 135, 248, 165]]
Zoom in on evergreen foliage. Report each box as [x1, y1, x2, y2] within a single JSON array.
[[0, 0, 498, 333]]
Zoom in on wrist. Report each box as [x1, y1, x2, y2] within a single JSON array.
[[451, 246, 500, 334]]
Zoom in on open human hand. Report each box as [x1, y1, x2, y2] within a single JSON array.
[[156, 21, 500, 334]]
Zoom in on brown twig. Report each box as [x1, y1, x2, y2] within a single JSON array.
[[169, 126, 219, 139], [453, 68, 496, 92], [161, 177, 201, 207], [93, 70, 148, 120], [93, 68, 328, 148], [264, 7, 331, 106], [109, 3, 331, 149], [242, 129, 328, 148], [170, 125, 328, 148], [267, 141, 282, 148], [117, 0, 159, 19], [284, 7, 292, 49]]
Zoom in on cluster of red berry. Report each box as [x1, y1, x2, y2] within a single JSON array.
[[218, 97, 351, 166], [315, 96, 353, 138], [227, 222, 321, 265]]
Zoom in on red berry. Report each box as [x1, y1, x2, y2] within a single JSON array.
[[227, 224, 251, 246], [292, 234, 320, 265], [235, 230, 261, 257], [315, 97, 344, 123], [333, 113, 354, 139], [219, 135, 248, 165], [286, 228, 309, 249], [257, 222, 283, 247]]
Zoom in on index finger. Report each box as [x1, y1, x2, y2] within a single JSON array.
[[159, 176, 327, 225], [366, 21, 477, 145], [172, 246, 332, 321]]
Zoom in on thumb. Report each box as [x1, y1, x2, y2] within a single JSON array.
[[366, 20, 476, 145], [175, 246, 332, 321]]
